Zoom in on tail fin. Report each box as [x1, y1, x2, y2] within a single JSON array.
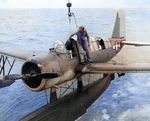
[[112, 9, 126, 38]]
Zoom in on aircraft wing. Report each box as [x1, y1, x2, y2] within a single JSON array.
[[0, 47, 38, 61], [81, 63, 150, 74]]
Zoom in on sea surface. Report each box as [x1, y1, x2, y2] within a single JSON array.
[[0, 8, 150, 121]]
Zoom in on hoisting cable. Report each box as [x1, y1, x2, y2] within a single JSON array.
[[68, 16, 72, 34], [72, 12, 78, 30], [66, 0, 78, 33]]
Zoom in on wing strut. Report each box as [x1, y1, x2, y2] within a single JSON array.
[[0, 55, 16, 88]]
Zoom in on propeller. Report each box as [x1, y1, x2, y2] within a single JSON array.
[[4, 73, 60, 81]]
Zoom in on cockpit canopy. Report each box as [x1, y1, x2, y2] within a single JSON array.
[[50, 40, 66, 53], [89, 37, 111, 52]]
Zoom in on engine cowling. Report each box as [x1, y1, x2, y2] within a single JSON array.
[[21, 59, 47, 91], [21, 52, 62, 91]]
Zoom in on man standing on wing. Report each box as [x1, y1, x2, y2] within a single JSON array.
[[69, 26, 93, 64]]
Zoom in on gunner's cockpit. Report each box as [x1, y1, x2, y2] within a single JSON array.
[[89, 37, 111, 52], [96, 37, 106, 50]]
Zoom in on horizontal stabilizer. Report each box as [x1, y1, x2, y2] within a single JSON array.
[[122, 41, 150, 46]]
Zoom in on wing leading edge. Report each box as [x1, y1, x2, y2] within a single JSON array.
[[0, 47, 38, 61], [81, 63, 150, 74]]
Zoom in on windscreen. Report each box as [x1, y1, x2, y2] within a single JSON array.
[[51, 40, 66, 53]]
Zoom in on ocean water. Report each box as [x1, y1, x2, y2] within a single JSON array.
[[0, 8, 150, 121]]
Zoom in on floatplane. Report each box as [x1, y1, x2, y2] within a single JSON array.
[[0, 1, 150, 121]]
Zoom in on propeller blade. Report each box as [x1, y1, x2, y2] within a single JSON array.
[[4, 73, 60, 81], [30, 73, 60, 80], [5, 74, 23, 80]]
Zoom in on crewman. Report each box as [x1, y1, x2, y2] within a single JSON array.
[[69, 26, 93, 64]]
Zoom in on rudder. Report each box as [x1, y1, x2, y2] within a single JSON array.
[[112, 9, 126, 38]]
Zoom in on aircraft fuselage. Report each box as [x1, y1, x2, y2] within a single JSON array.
[[22, 37, 125, 91]]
